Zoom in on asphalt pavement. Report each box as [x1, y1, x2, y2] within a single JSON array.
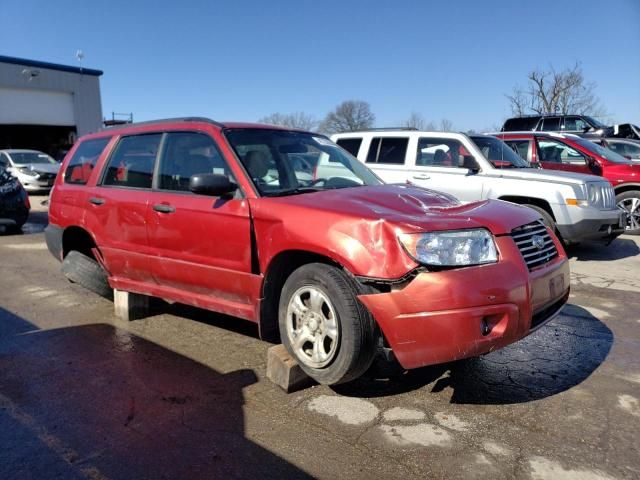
[[0, 195, 638, 479]]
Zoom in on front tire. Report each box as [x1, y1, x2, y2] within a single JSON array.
[[278, 263, 377, 385], [616, 190, 640, 235]]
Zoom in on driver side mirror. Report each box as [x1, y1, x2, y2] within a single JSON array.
[[189, 173, 237, 197], [586, 156, 602, 175]]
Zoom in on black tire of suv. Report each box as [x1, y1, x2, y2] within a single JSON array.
[[61, 250, 113, 299], [616, 190, 640, 236], [278, 263, 377, 385], [523, 204, 560, 238]]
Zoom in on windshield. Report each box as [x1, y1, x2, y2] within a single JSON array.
[[584, 116, 607, 129], [9, 151, 56, 165], [573, 138, 632, 164], [470, 136, 531, 168], [224, 129, 382, 196]]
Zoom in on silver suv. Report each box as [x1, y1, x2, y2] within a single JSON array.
[[331, 130, 624, 245]]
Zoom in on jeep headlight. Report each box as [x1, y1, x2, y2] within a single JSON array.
[[398, 229, 498, 267]]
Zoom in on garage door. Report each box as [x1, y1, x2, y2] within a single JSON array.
[[0, 87, 75, 126]]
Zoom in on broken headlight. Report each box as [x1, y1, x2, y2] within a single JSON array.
[[398, 229, 498, 267]]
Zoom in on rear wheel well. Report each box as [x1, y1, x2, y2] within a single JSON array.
[[62, 227, 98, 260], [259, 251, 343, 342], [498, 196, 556, 221]]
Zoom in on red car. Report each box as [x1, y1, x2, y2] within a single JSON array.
[[46, 118, 570, 385], [497, 132, 640, 235]]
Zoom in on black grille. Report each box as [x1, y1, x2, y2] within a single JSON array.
[[511, 220, 558, 270], [37, 172, 56, 180]]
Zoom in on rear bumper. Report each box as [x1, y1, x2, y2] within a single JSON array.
[[557, 210, 625, 243], [45, 223, 64, 261], [357, 235, 570, 370]]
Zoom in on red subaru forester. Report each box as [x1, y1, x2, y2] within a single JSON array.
[[46, 118, 570, 385]]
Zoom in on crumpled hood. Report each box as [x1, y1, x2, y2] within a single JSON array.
[[264, 184, 539, 236], [13, 163, 60, 174], [251, 184, 543, 279], [487, 167, 602, 185]]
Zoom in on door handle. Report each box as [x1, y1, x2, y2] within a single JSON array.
[[153, 203, 175, 214], [88, 197, 105, 205], [412, 174, 430, 180]]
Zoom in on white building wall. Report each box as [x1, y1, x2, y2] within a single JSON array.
[[0, 60, 103, 136]]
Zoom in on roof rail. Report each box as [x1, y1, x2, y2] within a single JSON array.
[[342, 127, 419, 132], [103, 117, 222, 130]]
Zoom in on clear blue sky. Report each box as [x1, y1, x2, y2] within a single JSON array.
[[2, 0, 639, 131]]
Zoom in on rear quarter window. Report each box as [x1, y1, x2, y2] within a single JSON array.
[[365, 137, 408, 164], [64, 137, 111, 185], [502, 117, 539, 131], [336, 138, 362, 157]]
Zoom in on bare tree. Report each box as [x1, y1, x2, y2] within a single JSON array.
[[258, 112, 318, 130], [403, 112, 426, 130], [506, 63, 605, 116], [320, 100, 375, 134], [439, 118, 454, 131]]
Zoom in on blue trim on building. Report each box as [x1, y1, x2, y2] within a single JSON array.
[[0, 55, 103, 77]]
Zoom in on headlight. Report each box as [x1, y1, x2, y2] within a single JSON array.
[[398, 229, 498, 267], [18, 167, 39, 178]]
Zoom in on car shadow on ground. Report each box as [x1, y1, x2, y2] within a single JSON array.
[[0, 306, 311, 479], [334, 304, 613, 405], [567, 237, 639, 261], [0, 211, 48, 236]]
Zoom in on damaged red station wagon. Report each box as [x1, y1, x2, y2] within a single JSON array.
[[46, 118, 570, 385]]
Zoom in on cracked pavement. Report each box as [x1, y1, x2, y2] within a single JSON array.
[[0, 196, 639, 479]]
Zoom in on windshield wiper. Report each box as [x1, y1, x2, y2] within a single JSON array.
[[263, 187, 323, 197]]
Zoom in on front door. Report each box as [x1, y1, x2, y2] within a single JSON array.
[[409, 136, 484, 202], [144, 131, 256, 317], [535, 137, 591, 174]]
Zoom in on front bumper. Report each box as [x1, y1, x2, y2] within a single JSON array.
[[357, 235, 570, 370], [556, 209, 625, 243]]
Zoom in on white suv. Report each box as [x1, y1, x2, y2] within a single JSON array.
[[331, 130, 624, 244]]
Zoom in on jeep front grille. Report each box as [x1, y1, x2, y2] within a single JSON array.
[[511, 220, 558, 270]]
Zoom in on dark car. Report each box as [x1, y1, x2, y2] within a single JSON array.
[[501, 114, 608, 135], [0, 165, 30, 232]]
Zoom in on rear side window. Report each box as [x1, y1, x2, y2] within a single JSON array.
[[101, 134, 162, 189], [158, 132, 232, 192], [540, 117, 561, 131], [502, 117, 539, 131], [365, 137, 408, 164], [336, 138, 362, 157], [64, 138, 111, 185]]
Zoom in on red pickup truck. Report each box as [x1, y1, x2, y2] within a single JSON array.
[[497, 132, 640, 234], [46, 118, 570, 385]]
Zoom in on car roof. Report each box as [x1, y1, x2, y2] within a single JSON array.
[[0, 149, 48, 154], [332, 130, 468, 139]]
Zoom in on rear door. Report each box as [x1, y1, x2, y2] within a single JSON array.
[[85, 133, 161, 284], [361, 136, 411, 183], [535, 137, 591, 174], [144, 131, 255, 319]]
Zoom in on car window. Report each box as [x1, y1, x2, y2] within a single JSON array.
[[224, 129, 381, 196], [0, 153, 8, 167], [504, 140, 530, 161], [563, 116, 589, 132], [101, 134, 161, 189], [64, 138, 111, 185], [537, 138, 586, 165], [157, 132, 232, 192], [502, 117, 539, 131], [335, 138, 362, 157], [417, 137, 480, 169], [540, 117, 561, 131], [365, 137, 408, 164]]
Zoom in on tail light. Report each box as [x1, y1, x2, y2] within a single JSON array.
[[22, 187, 31, 209]]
